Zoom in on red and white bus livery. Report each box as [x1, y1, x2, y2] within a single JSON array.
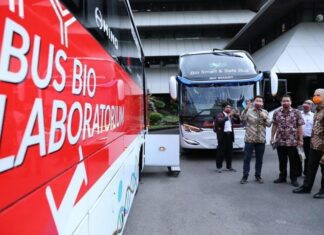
[[0, 0, 146, 234]]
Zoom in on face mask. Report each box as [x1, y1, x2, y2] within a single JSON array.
[[224, 109, 231, 114], [282, 103, 290, 109], [313, 96, 322, 105]]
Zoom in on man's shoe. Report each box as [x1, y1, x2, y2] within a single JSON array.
[[227, 168, 237, 172], [240, 176, 248, 184], [255, 176, 264, 184], [273, 178, 286, 183], [216, 168, 222, 173], [293, 186, 311, 194], [291, 180, 300, 187], [313, 191, 324, 199]]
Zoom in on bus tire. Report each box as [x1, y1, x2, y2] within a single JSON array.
[[138, 146, 144, 183]]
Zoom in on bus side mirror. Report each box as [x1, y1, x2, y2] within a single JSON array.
[[169, 76, 178, 100], [263, 71, 278, 96], [270, 71, 278, 96]]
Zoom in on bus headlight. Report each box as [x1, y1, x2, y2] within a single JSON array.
[[182, 124, 202, 133], [183, 137, 200, 145]]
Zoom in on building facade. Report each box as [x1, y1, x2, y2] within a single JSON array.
[[130, 0, 267, 94], [226, 0, 324, 107]]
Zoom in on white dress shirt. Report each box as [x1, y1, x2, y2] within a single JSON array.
[[223, 112, 232, 132], [301, 111, 314, 137]]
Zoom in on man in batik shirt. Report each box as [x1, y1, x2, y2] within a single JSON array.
[[294, 89, 324, 198], [271, 95, 304, 187], [240, 96, 271, 184]]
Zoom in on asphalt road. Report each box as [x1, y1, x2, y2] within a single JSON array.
[[124, 146, 324, 235]]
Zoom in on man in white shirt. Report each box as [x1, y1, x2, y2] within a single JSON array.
[[301, 100, 314, 176]]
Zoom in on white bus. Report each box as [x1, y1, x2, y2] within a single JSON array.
[[170, 49, 278, 151]]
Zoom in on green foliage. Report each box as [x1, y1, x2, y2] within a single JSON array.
[[162, 115, 178, 124], [154, 99, 166, 109], [148, 95, 179, 129], [149, 112, 163, 125]]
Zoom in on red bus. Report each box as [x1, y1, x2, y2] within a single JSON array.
[[0, 0, 147, 234]]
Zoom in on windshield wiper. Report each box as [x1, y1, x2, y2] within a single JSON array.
[[191, 109, 210, 120]]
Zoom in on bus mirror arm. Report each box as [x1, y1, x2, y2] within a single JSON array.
[[263, 71, 271, 79], [169, 76, 178, 100]]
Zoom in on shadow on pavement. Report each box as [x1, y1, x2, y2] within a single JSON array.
[[182, 149, 244, 161]]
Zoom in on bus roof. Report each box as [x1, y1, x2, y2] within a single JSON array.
[[179, 49, 248, 58]]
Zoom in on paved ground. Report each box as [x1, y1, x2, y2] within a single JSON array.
[[124, 147, 324, 235]]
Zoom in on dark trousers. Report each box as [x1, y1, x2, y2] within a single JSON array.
[[303, 149, 324, 192], [303, 137, 311, 175], [277, 146, 301, 181], [216, 133, 233, 169], [243, 143, 265, 177]]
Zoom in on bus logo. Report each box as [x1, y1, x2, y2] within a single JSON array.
[[50, 0, 76, 47]]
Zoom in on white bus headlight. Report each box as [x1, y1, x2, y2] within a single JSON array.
[[182, 124, 202, 133]]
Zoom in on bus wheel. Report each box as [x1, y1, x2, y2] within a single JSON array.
[[138, 146, 144, 182], [135, 146, 144, 196]]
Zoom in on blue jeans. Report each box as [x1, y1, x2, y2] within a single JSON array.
[[243, 143, 266, 177]]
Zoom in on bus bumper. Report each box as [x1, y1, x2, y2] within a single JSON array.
[[180, 128, 245, 150]]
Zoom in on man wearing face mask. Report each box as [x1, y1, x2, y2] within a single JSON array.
[[271, 95, 305, 187], [240, 96, 272, 184], [214, 102, 240, 173], [293, 89, 324, 198], [301, 100, 314, 176]]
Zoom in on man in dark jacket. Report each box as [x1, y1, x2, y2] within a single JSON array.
[[214, 102, 240, 173]]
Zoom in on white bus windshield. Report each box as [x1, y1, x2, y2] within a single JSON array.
[[180, 84, 254, 120], [180, 52, 258, 80]]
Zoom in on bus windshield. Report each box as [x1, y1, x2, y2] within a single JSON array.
[[180, 52, 258, 81], [180, 84, 255, 127]]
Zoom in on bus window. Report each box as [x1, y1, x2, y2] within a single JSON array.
[[60, 0, 144, 88]]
